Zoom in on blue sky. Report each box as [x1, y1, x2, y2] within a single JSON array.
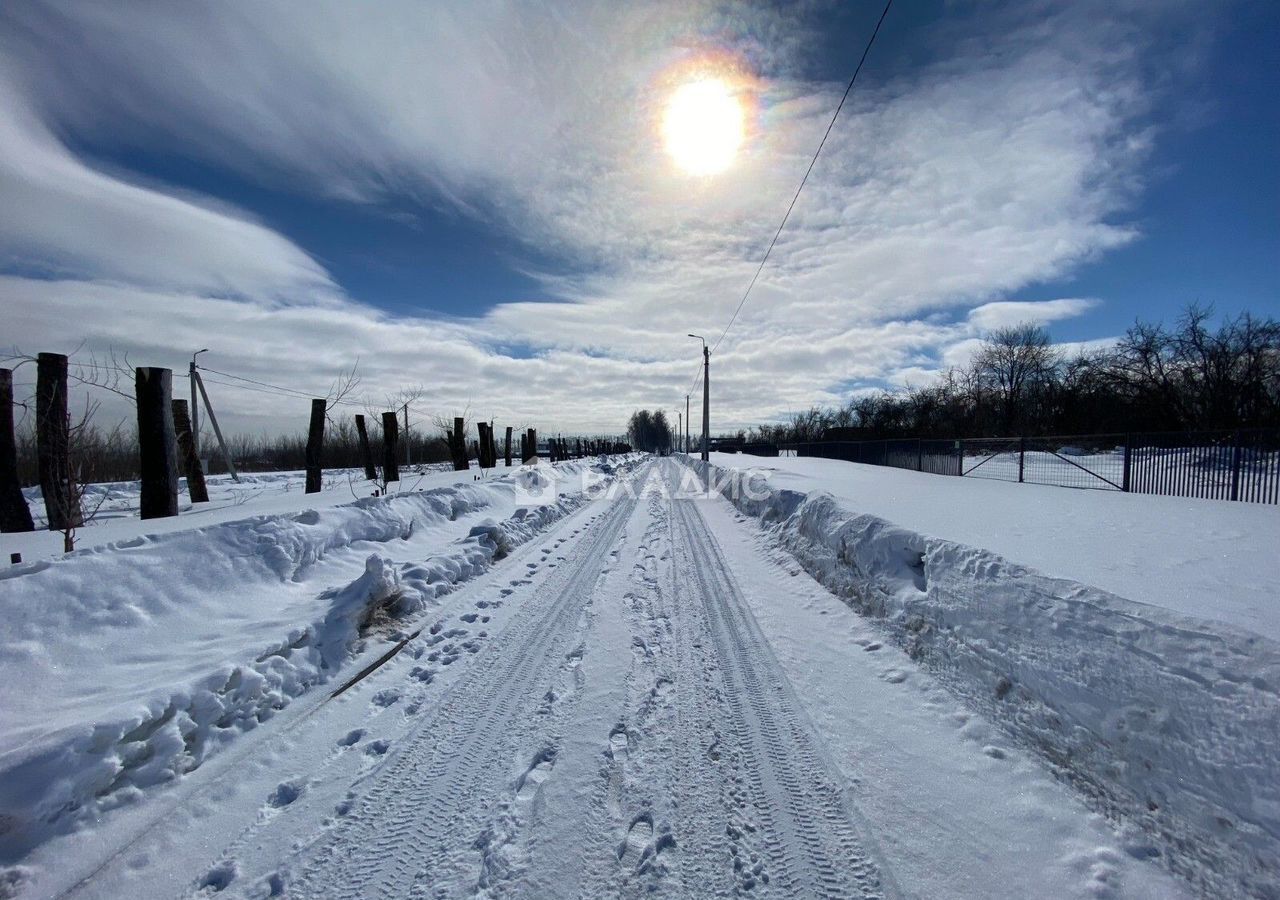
[[1, 0, 1276, 434]]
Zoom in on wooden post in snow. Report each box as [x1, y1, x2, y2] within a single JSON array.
[[504, 426, 513, 467], [451, 416, 470, 471], [0, 369, 35, 532], [526, 428, 538, 463], [476, 422, 489, 468], [355, 414, 377, 481], [136, 367, 179, 520], [36, 352, 80, 530], [305, 398, 325, 494], [172, 399, 209, 503], [381, 411, 400, 483]]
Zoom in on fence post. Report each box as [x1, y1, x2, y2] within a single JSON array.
[[355, 414, 377, 481], [1122, 434, 1132, 492], [172, 399, 210, 503], [955, 440, 963, 477], [36, 352, 80, 530], [1230, 430, 1242, 502], [476, 422, 492, 469], [504, 426, 513, 466], [135, 367, 179, 520], [916, 438, 923, 472], [381, 411, 400, 483], [305, 398, 325, 494], [450, 416, 470, 471], [527, 428, 538, 463], [0, 369, 35, 532], [1018, 436, 1026, 483]]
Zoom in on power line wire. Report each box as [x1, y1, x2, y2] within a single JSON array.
[[682, 0, 894, 400]]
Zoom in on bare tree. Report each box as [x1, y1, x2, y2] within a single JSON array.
[[971, 323, 1059, 433]]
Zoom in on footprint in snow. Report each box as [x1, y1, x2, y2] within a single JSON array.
[[267, 780, 303, 808], [337, 729, 365, 747], [617, 813, 654, 866], [460, 612, 479, 623], [198, 860, 238, 892], [371, 689, 401, 707], [364, 739, 391, 756]]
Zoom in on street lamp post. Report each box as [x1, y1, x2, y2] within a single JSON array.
[[190, 349, 209, 460], [687, 335, 709, 462]]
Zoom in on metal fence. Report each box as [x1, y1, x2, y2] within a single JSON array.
[[769, 428, 1280, 504]]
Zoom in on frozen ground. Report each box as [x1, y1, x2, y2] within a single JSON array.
[[716, 451, 1280, 641], [0, 456, 1267, 897]]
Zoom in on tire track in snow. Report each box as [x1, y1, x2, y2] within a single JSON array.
[[671, 472, 892, 900], [279, 480, 643, 899]]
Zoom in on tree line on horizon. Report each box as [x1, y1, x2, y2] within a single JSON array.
[[743, 304, 1280, 445]]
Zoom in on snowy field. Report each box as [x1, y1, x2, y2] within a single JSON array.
[[725, 451, 1280, 640], [0, 455, 1272, 898]]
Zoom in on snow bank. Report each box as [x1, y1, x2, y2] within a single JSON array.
[[687, 458, 1280, 898], [0, 458, 637, 863]]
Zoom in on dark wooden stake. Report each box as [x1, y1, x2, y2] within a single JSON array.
[[172, 399, 209, 503], [381, 411, 400, 483], [504, 426, 513, 467], [36, 352, 80, 530], [305, 398, 325, 494], [0, 370, 35, 532], [136, 367, 179, 520], [355, 415, 377, 481], [450, 416, 470, 470]]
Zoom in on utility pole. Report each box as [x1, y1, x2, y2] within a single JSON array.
[[688, 335, 709, 461], [190, 348, 208, 465], [403, 402, 410, 468], [191, 367, 239, 481], [678, 412, 682, 455], [685, 394, 690, 453]]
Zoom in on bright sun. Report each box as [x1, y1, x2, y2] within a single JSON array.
[[662, 79, 744, 176]]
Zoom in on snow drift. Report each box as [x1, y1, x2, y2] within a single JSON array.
[[686, 458, 1280, 899]]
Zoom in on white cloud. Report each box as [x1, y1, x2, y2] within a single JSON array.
[[0, 1, 1208, 433], [967, 299, 1101, 331], [0, 79, 335, 301]]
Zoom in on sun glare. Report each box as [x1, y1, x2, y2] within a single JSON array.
[[662, 78, 744, 176]]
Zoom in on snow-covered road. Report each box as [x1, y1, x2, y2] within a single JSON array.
[[9, 460, 1191, 899]]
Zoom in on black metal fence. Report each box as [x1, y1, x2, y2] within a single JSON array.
[[768, 428, 1280, 504]]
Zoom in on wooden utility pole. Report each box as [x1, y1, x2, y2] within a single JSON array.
[[305, 398, 325, 494], [192, 369, 239, 481], [172, 399, 209, 503], [504, 426, 513, 467], [381, 411, 400, 483], [0, 369, 35, 532], [355, 414, 377, 481], [36, 352, 80, 530], [403, 403, 411, 469], [136, 367, 179, 520]]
